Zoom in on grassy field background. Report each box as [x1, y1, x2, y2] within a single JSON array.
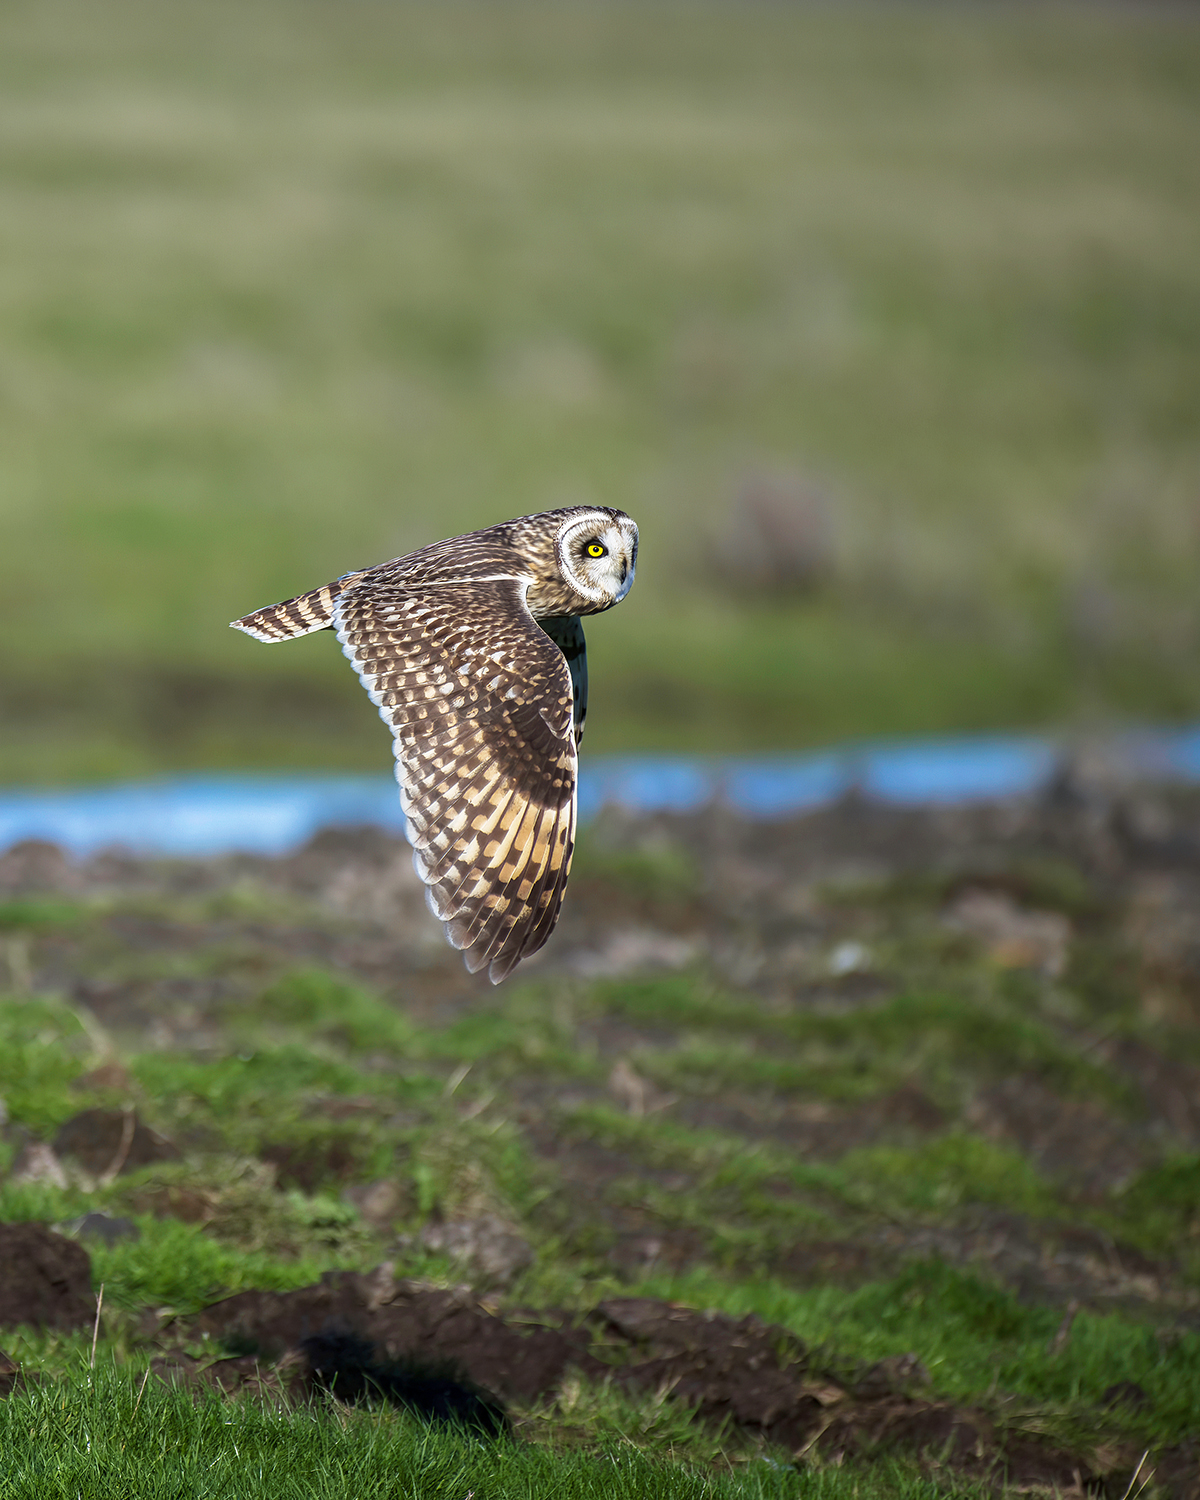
[[4, 789, 1200, 1495], [1, 0, 1198, 783]]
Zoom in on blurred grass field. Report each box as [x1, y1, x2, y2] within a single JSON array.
[[4, 807, 1200, 1492], [1, 0, 1198, 782]]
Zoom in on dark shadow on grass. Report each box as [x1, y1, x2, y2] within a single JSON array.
[[300, 1329, 511, 1439]]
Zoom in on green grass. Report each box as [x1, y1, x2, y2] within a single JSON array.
[[238, 969, 421, 1054], [3, 1253, 1192, 1494], [0, 995, 94, 1134], [3, 866, 1200, 1493], [0, 1366, 817, 1500], [1115, 1154, 1200, 1260], [0, 1182, 369, 1313], [556, 1104, 1082, 1253], [592, 976, 1132, 1111], [1, 1, 1199, 780], [0, 900, 91, 931], [572, 830, 703, 906]]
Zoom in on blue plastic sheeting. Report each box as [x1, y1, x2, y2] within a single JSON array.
[[588, 735, 1061, 817], [580, 758, 719, 820], [1122, 724, 1200, 783], [722, 754, 851, 818], [855, 735, 1061, 806], [0, 775, 407, 859], [1, 726, 1198, 859]]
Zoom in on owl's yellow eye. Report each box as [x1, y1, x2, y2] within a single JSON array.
[[586, 542, 607, 558]]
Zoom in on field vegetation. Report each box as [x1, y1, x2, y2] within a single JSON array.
[[2, 5, 1199, 1495], [0, 1, 1198, 781], [2, 792, 1200, 1494]]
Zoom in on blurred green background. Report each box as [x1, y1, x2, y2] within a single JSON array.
[[1, 0, 1198, 784]]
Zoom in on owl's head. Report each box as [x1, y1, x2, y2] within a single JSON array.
[[555, 508, 639, 610]]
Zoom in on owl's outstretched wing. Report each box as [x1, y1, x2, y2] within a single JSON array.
[[334, 576, 578, 983]]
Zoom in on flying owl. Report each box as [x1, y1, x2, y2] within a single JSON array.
[[231, 507, 639, 982]]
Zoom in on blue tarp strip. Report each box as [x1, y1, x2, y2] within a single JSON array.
[[0, 727, 1196, 858]]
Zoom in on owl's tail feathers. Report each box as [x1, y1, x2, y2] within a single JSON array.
[[230, 572, 364, 643]]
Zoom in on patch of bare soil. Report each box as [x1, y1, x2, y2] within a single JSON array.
[[0, 1220, 1133, 1493], [54, 1108, 182, 1179], [966, 1076, 1153, 1194], [0, 1223, 95, 1333], [773, 1218, 1184, 1319], [679, 1084, 947, 1163], [147, 1272, 1154, 1493]]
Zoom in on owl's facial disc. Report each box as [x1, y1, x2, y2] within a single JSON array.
[[557, 512, 638, 607]]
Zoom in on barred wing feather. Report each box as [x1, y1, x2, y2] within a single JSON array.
[[334, 576, 578, 983]]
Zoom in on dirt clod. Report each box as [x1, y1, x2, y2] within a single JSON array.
[[182, 1271, 605, 1406], [53, 1109, 181, 1179], [855, 1353, 931, 1397], [0, 840, 81, 894], [600, 1297, 828, 1448], [167, 1272, 1122, 1489], [126, 1184, 214, 1224], [260, 1138, 359, 1194], [0, 1223, 95, 1332], [300, 1329, 511, 1435]]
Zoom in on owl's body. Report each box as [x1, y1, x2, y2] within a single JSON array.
[[232, 507, 638, 982]]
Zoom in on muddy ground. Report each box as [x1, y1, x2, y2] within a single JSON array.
[[2, 769, 1200, 1489]]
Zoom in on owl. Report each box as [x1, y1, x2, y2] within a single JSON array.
[[232, 507, 639, 982]]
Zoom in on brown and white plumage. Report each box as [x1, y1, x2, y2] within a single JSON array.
[[231, 507, 638, 982]]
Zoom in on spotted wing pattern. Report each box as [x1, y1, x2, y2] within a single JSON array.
[[334, 576, 578, 984]]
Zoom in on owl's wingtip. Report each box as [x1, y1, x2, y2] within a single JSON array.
[[485, 950, 522, 985], [230, 615, 269, 640], [454, 939, 519, 984]]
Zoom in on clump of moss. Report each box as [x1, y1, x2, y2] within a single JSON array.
[[240, 967, 418, 1053], [0, 995, 94, 1134]]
